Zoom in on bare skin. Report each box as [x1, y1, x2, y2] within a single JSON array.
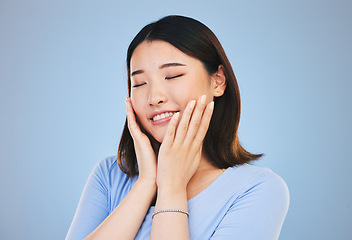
[[83, 97, 222, 240], [84, 40, 227, 240]]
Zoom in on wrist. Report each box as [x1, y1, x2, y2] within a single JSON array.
[[157, 176, 188, 191], [135, 178, 157, 192], [137, 172, 157, 184], [157, 184, 187, 195], [156, 186, 187, 207]]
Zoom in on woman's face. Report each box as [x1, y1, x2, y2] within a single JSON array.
[[130, 40, 217, 143]]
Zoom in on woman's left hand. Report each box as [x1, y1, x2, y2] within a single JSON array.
[[156, 95, 214, 191]]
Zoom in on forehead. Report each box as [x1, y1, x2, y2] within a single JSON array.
[[130, 40, 199, 70]]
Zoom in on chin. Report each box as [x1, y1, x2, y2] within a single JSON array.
[[153, 135, 164, 144], [148, 128, 167, 144], [145, 131, 164, 145]]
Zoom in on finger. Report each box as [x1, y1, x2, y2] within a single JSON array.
[[191, 101, 214, 148], [125, 97, 143, 140], [161, 112, 180, 148], [173, 99, 196, 145], [184, 95, 208, 144]]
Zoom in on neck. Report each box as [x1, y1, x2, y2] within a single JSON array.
[[186, 154, 224, 200]]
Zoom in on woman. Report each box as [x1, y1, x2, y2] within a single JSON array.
[[66, 15, 289, 240]]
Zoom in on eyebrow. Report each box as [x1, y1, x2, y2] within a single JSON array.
[[131, 62, 186, 76]]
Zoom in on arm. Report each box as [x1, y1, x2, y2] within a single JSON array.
[[150, 96, 214, 239], [66, 99, 158, 240], [83, 179, 156, 240], [66, 161, 156, 240], [65, 158, 112, 240]]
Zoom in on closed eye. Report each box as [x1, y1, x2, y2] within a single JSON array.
[[132, 82, 146, 88], [165, 74, 184, 80]]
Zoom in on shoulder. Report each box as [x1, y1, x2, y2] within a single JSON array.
[[226, 164, 289, 203], [225, 164, 289, 204], [93, 155, 118, 173], [98, 156, 122, 171], [89, 156, 132, 189], [205, 165, 289, 239], [90, 156, 118, 179], [91, 156, 138, 207], [228, 164, 288, 188]]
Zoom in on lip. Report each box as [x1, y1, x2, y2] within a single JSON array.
[[149, 110, 179, 125]]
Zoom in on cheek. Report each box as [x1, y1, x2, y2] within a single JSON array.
[[170, 79, 210, 105], [130, 97, 145, 120], [131, 88, 146, 108]]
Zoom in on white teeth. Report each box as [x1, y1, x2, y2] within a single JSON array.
[[152, 112, 176, 121]]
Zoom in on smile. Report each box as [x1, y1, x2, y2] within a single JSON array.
[[152, 111, 178, 121]]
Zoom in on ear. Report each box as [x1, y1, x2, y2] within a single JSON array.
[[211, 65, 227, 97]]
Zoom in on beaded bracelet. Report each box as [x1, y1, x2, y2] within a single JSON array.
[[152, 209, 189, 219]]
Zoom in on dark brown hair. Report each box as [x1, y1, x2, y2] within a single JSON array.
[[118, 15, 262, 177]]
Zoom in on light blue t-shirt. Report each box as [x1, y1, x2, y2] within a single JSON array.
[[66, 156, 289, 240]]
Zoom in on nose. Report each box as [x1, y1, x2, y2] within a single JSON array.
[[148, 82, 168, 106]]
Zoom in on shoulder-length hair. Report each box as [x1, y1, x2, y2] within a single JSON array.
[[118, 15, 262, 177]]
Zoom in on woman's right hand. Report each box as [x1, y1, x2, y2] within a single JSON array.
[[126, 97, 157, 184]]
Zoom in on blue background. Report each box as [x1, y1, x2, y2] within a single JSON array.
[[1, 0, 351, 239]]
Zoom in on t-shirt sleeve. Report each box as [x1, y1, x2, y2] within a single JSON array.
[[65, 159, 112, 240], [210, 169, 290, 240]]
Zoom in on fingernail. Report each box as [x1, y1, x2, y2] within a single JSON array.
[[173, 112, 180, 120], [209, 101, 214, 111], [189, 100, 196, 109], [200, 95, 206, 104]]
